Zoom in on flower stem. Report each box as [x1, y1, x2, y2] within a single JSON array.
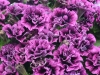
[[16, 64, 28, 75]]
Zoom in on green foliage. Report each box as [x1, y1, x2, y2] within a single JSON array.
[[0, 35, 10, 48], [28, 73, 31, 75], [89, 21, 100, 46], [47, 0, 56, 8], [89, 21, 100, 40], [24, 62, 33, 75], [95, 40, 100, 46], [92, 24, 100, 33]]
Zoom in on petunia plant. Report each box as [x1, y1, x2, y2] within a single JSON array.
[[0, 0, 100, 75]]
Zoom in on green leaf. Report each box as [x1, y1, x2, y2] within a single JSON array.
[[23, 0, 27, 3], [0, 36, 10, 48], [93, 24, 100, 33], [95, 40, 100, 46], [24, 62, 33, 75], [47, 0, 56, 8], [89, 22, 100, 39], [28, 73, 31, 75]]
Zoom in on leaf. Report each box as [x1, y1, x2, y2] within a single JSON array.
[[93, 24, 100, 33], [95, 40, 100, 46], [89, 22, 100, 39], [23, 0, 27, 3], [0, 34, 10, 48], [24, 62, 33, 74], [28, 73, 31, 75], [47, 0, 56, 8]]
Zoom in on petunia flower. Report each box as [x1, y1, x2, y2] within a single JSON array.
[[21, 6, 47, 31], [33, 59, 64, 75], [53, 44, 82, 71], [7, 3, 27, 15], [86, 46, 100, 75], [25, 39, 54, 62], [48, 8, 77, 30], [64, 67, 87, 75], [0, 62, 19, 75], [0, 0, 10, 11], [0, 44, 16, 62]]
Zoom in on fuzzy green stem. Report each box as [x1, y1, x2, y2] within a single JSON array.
[[16, 64, 28, 75]]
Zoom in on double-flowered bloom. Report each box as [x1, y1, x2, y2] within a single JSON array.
[[53, 44, 83, 71], [33, 59, 64, 75], [21, 5, 47, 31], [25, 39, 54, 62], [0, 63, 19, 75], [86, 46, 100, 75], [3, 21, 26, 42], [7, 3, 27, 15], [59, 25, 96, 56], [0, 0, 100, 75], [48, 8, 78, 30], [0, 0, 10, 11], [0, 44, 19, 75]]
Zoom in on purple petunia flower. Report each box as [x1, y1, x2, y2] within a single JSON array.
[[0, 0, 99, 75], [0, 12, 5, 20], [0, 44, 16, 62], [21, 5, 47, 31], [79, 11, 95, 28], [76, 33, 96, 56], [60, 25, 96, 56], [14, 43, 26, 64], [72, 32, 96, 56], [64, 67, 87, 75], [3, 21, 40, 42], [53, 44, 82, 72], [95, 7, 100, 25], [0, 63, 19, 75], [0, 12, 5, 26], [76, 0, 94, 11], [59, 25, 80, 42], [3, 22, 24, 37], [33, 59, 64, 75], [11, 23, 25, 37], [2, 21, 27, 42], [25, 39, 54, 62], [2, 24, 12, 38], [58, 0, 95, 12], [87, 0, 100, 3], [59, 25, 88, 43], [31, 29, 58, 43], [48, 8, 77, 30], [7, 3, 27, 15], [36, 4, 51, 14], [85, 46, 100, 75], [0, 63, 5, 74], [0, 0, 10, 11], [0, 44, 19, 75]]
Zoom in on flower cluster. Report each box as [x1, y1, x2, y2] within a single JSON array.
[[0, 0, 100, 75]]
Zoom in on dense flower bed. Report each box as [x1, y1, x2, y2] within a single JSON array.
[[0, 0, 100, 75]]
